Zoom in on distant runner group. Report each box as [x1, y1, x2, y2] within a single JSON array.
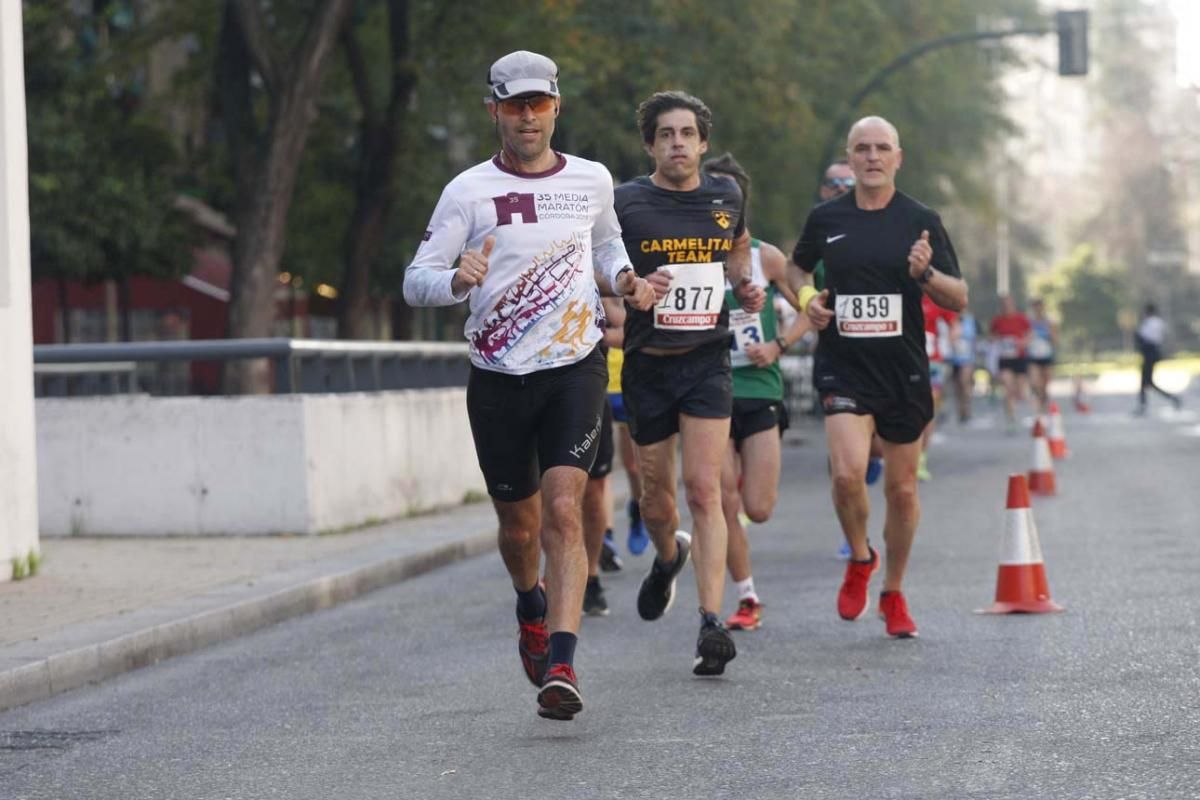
[[406, 49, 1012, 722]]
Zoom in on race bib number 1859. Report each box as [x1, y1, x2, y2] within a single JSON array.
[[835, 293, 902, 338], [654, 262, 725, 331]]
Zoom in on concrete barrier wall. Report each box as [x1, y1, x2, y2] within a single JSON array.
[[36, 391, 485, 536], [302, 391, 485, 532]]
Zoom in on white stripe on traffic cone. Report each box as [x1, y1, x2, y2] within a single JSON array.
[[1028, 419, 1056, 496], [978, 474, 1064, 614]]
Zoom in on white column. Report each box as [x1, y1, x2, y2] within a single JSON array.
[[0, 2, 40, 579]]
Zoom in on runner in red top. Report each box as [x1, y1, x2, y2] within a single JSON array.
[[919, 294, 958, 480], [989, 295, 1032, 433]]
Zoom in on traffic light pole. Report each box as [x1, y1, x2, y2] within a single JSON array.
[[813, 25, 1056, 199]]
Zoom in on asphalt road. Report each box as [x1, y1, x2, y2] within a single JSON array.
[[2, 391, 1198, 800]]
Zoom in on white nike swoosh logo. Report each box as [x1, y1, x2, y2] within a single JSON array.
[[826, 234, 846, 243]]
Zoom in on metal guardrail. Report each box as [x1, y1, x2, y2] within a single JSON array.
[[32, 338, 818, 410], [33, 338, 471, 396]]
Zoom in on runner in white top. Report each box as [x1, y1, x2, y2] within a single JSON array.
[[1134, 302, 1182, 414], [403, 51, 656, 722]]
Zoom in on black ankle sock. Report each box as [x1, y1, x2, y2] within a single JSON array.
[[851, 547, 875, 565], [603, 527, 613, 540], [655, 540, 685, 570], [515, 583, 546, 621], [586, 575, 600, 588], [548, 632, 577, 666], [628, 499, 642, 524]]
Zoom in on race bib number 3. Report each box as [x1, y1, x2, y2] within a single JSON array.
[[835, 293, 902, 338], [729, 308, 764, 368], [654, 262, 725, 331]]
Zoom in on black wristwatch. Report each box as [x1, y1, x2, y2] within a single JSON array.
[[774, 336, 789, 352], [919, 266, 936, 284]]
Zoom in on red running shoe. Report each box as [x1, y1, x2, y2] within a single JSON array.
[[537, 664, 583, 721], [725, 598, 764, 631], [879, 590, 919, 638], [518, 616, 549, 687], [837, 546, 879, 621]]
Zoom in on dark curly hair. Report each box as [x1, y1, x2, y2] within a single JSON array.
[[636, 91, 712, 145]]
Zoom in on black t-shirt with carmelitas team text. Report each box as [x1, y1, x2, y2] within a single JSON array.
[[615, 173, 746, 353], [792, 189, 960, 400]]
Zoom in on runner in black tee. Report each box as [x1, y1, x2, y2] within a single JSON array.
[[793, 189, 961, 417], [792, 115, 968, 641], [614, 91, 765, 680], [616, 171, 746, 354]]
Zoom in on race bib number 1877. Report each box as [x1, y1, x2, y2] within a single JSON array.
[[654, 262, 725, 331], [835, 293, 902, 338]]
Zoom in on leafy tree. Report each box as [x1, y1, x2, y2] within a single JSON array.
[[24, 1, 193, 341], [332, 0, 416, 339], [215, 0, 355, 392], [1030, 244, 1128, 354], [1080, 0, 1195, 346]]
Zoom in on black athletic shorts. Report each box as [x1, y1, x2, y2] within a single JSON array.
[[998, 357, 1028, 375], [622, 339, 733, 446], [819, 387, 931, 445], [466, 347, 607, 502], [1029, 357, 1054, 367], [731, 397, 789, 446], [588, 399, 615, 479]]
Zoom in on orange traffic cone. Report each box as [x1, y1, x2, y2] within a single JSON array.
[[979, 474, 1064, 614], [1073, 377, 1092, 414], [1047, 402, 1069, 459], [1030, 413, 1047, 437], [1028, 419, 1057, 496]]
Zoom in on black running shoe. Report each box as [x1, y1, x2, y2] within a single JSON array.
[[637, 530, 691, 621], [537, 664, 583, 721], [693, 609, 737, 676], [599, 532, 623, 573], [583, 580, 609, 617]]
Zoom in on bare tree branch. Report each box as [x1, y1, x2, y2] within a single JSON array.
[[231, 0, 281, 94], [287, 0, 356, 103], [342, 26, 377, 133]]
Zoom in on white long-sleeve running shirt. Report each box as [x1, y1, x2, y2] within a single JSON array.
[[403, 153, 630, 375]]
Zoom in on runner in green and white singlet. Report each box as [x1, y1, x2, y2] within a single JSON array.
[[704, 153, 810, 633]]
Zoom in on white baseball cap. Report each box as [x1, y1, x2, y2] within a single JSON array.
[[488, 51, 560, 99]]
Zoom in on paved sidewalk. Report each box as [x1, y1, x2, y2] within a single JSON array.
[[0, 499, 504, 712], [0, 421, 820, 714]]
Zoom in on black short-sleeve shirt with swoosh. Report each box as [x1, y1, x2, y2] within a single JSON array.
[[792, 190, 960, 400], [615, 173, 745, 353]]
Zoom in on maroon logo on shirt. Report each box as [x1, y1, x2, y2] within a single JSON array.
[[493, 192, 539, 226]]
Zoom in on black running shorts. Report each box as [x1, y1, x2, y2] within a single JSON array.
[[588, 399, 615, 479], [622, 339, 733, 446], [466, 347, 607, 503], [998, 357, 1028, 375], [730, 397, 789, 446], [819, 388, 931, 445]]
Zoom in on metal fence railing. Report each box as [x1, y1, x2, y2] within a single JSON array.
[[33, 338, 471, 397], [32, 338, 821, 415]]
